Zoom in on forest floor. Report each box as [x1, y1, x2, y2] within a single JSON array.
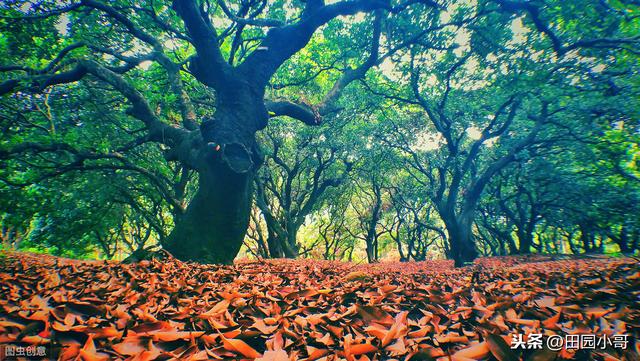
[[0, 252, 638, 361]]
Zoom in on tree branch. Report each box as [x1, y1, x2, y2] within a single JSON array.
[[317, 11, 384, 114], [217, 0, 284, 27], [238, 0, 391, 87], [172, 0, 232, 89], [496, 0, 640, 56], [266, 11, 387, 125], [79, 60, 188, 144], [265, 100, 319, 125], [0, 3, 82, 20]]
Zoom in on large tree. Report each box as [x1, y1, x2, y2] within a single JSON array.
[[0, 0, 431, 262]]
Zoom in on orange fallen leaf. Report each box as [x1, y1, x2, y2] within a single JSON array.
[[349, 343, 378, 355], [200, 300, 230, 318], [112, 337, 146, 356], [256, 349, 289, 361], [435, 333, 469, 344], [452, 341, 490, 359], [356, 304, 394, 325], [542, 310, 562, 330], [386, 337, 407, 354], [381, 311, 408, 347], [306, 346, 330, 361], [222, 337, 262, 358], [153, 330, 205, 342], [78, 335, 109, 361]]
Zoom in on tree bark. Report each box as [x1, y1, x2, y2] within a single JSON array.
[[443, 212, 478, 267], [163, 160, 254, 263], [517, 227, 534, 254], [283, 228, 300, 258], [580, 224, 594, 253], [267, 229, 284, 258]]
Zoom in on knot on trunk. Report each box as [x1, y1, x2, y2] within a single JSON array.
[[222, 142, 254, 173]]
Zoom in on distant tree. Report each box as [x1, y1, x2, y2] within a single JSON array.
[[385, 177, 446, 261], [254, 121, 352, 258], [481, 161, 564, 254], [315, 193, 355, 261]]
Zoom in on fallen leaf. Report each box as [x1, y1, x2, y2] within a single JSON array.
[[487, 333, 519, 361], [256, 349, 289, 361], [222, 337, 262, 358]]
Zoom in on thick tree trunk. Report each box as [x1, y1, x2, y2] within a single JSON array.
[[519, 216, 538, 254], [517, 229, 533, 254], [264, 221, 299, 258], [161, 78, 268, 263], [365, 237, 375, 263], [506, 235, 518, 255], [163, 101, 261, 262], [364, 223, 379, 263], [617, 237, 629, 253], [610, 224, 632, 254], [267, 231, 284, 258], [566, 231, 579, 254], [444, 213, 478, 267], [163, 161, 253, 263], [395, 236, 407, 262], [282, 230, 299, 258], [580, 224, 594, 253]]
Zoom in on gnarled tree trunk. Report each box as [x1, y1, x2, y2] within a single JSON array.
[[162, 79, 268, 263], [443, 212, 478, 267], [163, 161, 254, 263]]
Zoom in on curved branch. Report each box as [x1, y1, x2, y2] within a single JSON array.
[[1, 43, 86, 75], [172, 0, 232, 88], [0, 63, 88, 96], [0, 51, 153, 97], [79, 60, 187, 144], [496, 0, 640, 56], [265, 100, 319, 125], [317, 11, 384, 114], [238, 0, 391, 87], [0, 142, 184, 211], [0, 3, 82, 20], [266, 11, 388, 125], [217, 0, 284, 27], [78, 1, 197, 129], [2, 58, 189, 148], [81, 0, 161, 49]]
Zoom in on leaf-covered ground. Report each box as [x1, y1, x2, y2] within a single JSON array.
[[0, 252, 638, 361]]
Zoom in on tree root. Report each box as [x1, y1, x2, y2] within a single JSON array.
[[122, 247, 175, 264]]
